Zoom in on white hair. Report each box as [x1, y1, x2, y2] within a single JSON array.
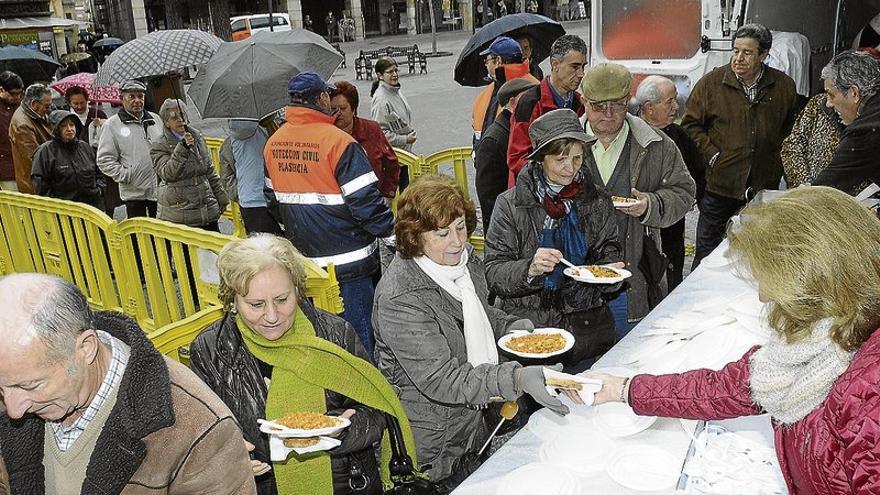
[[633, 75, 674, 110]]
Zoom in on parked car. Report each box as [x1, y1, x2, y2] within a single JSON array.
[[230, 13, 292, 41]]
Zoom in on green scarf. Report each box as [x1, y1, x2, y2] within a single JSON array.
[[237, 307, 418, 494]]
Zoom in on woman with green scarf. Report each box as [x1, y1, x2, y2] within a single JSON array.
[[190, 234, 413, 495]]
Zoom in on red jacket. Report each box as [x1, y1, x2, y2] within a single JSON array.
[[506, 78, 585, 187], [350, 116, 399, 198], [630, 329, 880, 494], [0, 100, 15, 181]]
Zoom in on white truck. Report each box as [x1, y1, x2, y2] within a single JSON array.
[[591, 0, 880, 99]]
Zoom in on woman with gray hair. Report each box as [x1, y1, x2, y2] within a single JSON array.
[[812, 50, 880, 194], [150, 98, 228, 231]]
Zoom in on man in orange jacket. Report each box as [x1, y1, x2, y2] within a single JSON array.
[[264, 72, 395, 358], [471, 36, 540, 150]]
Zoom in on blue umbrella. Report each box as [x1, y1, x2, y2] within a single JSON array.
[[0, 45, 61, 84]]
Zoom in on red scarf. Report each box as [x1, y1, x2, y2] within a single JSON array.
[[542, 181, 582, 219]]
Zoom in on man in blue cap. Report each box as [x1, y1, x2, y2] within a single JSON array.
[[263, 71, 395, 358], [471, 36, 539, 149]]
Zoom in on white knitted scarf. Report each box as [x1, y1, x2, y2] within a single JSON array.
[[414, 249, 499, 366], [749, 318, 854, 425]]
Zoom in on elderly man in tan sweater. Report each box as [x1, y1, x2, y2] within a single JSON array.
[[0, 273, 257, 495]]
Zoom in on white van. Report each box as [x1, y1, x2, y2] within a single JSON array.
[[231, 13, 292, 41]]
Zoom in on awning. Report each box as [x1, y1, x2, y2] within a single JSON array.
[[0, 17, 90, 30]]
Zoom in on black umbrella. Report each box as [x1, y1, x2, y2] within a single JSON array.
[[92, 37, 125, 49], [454, 13, 564, 87], [188, 29, 342, 120], [0, 45, 61, 85]]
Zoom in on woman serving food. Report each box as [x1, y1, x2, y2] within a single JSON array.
[[484, 109, 623, 370], [190, 235, 415, 495], [586, 187, 880, 494]]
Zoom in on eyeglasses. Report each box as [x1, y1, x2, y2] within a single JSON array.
[[383, 68, 399, 75], [589, 100, 628, 113]]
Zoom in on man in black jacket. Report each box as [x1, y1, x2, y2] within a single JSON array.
[[813, 50, 880, 195], [475, 78, 537, 231], [635, 75, 704, 290]]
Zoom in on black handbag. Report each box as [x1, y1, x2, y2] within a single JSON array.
[[383, 414, 442, 495], [638, 227, 668, 309]]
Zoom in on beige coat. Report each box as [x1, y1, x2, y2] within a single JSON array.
[[8, 103, 51, 194], [0, 311, 257, 495]]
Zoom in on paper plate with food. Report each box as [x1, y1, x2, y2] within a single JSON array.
[[268, 435, 341, 459], [497, 327, 575, 359], [543, 367, 603, 406], [259, 411, 351, 438], [611, 196, 639, 208], [564, 264, 632, 284]]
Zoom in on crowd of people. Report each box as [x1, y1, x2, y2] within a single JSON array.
[[1, 19, 880, 495]]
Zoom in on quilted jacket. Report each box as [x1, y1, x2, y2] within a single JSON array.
[[629, 329, 880, 494]]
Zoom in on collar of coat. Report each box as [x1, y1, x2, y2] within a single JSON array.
[[117, 108, 156, 127], [21, 101, 47, 123], [212, 299, 323, 368], [284, 104, 335, 126], [384, 245, 481, 302], [512, 160, 601, 209], [720, 62, 778, 95], [0, 311, 174, 495]]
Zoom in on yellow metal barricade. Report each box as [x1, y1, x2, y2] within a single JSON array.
[[0, 192, 343, 339], [393, 147, 485, 252], [0, 191, 122, 312], [113, 218, 230, 332], [394, 147, 428, 181], [424, 147, 473, 200], [204, 136, 248, 238], [148, 306, 225, 365], [204, 137, 225, 171]]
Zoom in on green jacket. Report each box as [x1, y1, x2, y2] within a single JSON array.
[[150, 127, 229, 228], [582, 114, 697, 321], [681, 64, 799, 199]]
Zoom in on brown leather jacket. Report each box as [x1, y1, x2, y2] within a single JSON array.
[[681, 64, 798, 199], [0, 311, 257, 495], [8, 102, 51, 193]]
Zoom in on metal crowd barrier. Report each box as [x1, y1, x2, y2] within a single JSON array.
[[0, 191, 343, 362]]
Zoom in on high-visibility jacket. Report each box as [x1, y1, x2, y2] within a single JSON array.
[[471, 61, 539, 147], [264, 105, 395, 281]]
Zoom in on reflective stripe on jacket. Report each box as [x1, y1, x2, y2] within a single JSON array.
[[263, 105, 395, 281]]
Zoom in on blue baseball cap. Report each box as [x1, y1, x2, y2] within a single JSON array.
[[288, 71, 336, 96], [479, 36, 523, 60]]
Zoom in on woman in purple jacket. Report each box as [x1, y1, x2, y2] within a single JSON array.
[[586, 186, 880, 495]]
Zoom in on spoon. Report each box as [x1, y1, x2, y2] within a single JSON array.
[[558, 257, 579, 270], [477, 401, 519, 456]]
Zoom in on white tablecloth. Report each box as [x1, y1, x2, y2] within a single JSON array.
[[453, 241, 779, 494]]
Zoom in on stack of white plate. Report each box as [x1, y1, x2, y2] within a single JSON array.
[[496, 462, 581, 495], [538, 426, 614, 475], [527, 407, 593, 441], [592, 402, 656, 437], [606, 445, 682, 491]]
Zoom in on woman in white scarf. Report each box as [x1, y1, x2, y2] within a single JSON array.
[[584, 186, 880, 494], [373, 174, 567, 491]]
